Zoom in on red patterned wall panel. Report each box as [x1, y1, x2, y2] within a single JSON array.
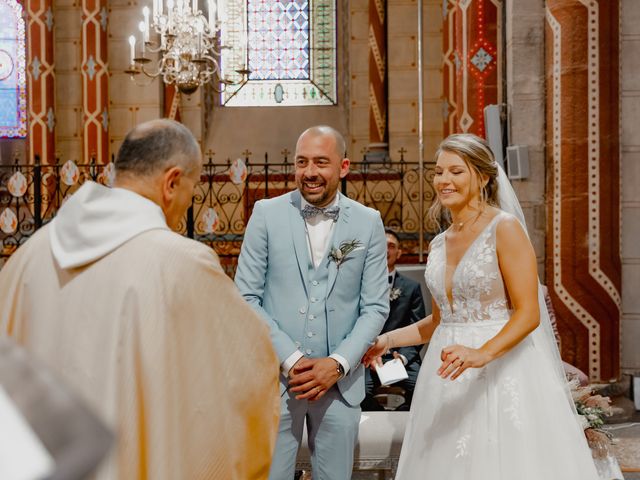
[[82, 0, 109, 163], [26, 0, 55, 164], [545, 0, 620, 381], [443, 0, 501, 136], [164, 84, 181, 121], [369, 0, 387, 144]]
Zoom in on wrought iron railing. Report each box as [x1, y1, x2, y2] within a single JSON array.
[[0, 154, 438, 273]]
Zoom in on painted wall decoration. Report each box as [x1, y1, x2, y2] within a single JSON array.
[[368, 0, 387, 144], [82, 0, 109, 163], [545, 0, 620, 381], [164, 84, 181, 121], [0, 0, 27, 138], [442, 0, 501, 136], [27, 0, 55, 163]]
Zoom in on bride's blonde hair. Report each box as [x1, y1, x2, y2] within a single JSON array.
[[428, 133, 500, 230]]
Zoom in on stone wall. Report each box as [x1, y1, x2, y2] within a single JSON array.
[[621, 0, 640, 373], [505, 0, 546, 274]]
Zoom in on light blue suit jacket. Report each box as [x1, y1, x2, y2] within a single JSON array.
[[235, 190, 389, 406]]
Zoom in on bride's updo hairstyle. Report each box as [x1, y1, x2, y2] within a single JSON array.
[[428, 133, 500, 230]]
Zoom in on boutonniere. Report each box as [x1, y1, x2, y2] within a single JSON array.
[[389, 287, 402, 302], [328, 239, 363, 267]]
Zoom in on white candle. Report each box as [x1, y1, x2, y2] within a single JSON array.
[[167, 0, 173, 23], [192, 0, 197, 15], [138, 21, 146, 53], [152, 0, 157, 22], [128, 35, 136, 63], [218, 0, 226, 22], [142, 7, 150, 42], [158, 0, 163, 16], [207, 0, 215, 29]]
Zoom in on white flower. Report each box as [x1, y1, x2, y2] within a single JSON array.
[[328, 239, 362, 267], [389, 287, 402, 301]]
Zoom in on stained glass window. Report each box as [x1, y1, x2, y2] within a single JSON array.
[[248, 1, 309, 80], [221, 0, 336, 107], [0, 0, 26, 138]]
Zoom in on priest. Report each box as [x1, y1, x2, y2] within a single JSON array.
[[0, 119, 279, 479]]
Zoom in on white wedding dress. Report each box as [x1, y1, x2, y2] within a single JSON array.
[[395, 211, 600, 479]]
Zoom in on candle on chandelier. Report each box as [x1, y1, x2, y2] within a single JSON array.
[[139, 21, 147, 53], [128, 35, 136, 63], [142, 7, 150, 42], [218, 0, 226, 22], [167, 0, 173, 24], [152, 0, 157, 21], [192, 0, 197, 15], [207, 0, 215, 29], [158, 0, 163, 16]]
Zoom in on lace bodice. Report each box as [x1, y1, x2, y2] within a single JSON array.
[[425, 212, 512, 324]]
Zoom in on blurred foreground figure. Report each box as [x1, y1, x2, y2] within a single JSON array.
[[0, 338, 112, 480], [0, 119, 279, 479]]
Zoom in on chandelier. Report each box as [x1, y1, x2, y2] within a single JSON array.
[[125, 0, 249, 94]]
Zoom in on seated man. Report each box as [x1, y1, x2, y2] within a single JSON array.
[[362, 229, 426, 411], [0, 119, 279, 479]]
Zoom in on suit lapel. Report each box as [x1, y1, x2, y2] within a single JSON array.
[[326, 193, 351, 296], [289, 191, 310, 290]]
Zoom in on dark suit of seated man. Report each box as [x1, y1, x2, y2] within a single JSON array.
[[362, 229, 426, 411]]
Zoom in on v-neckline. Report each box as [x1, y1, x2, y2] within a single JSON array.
[[443, 213, 502, 313]]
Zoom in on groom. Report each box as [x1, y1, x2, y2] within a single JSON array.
[[235, 125, 389, 480]]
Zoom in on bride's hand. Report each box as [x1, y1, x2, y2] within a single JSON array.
[[438, 344, 492, 380], [362, 335, 389, 369]]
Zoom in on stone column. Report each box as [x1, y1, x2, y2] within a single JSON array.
[[443, 0, 502, 136], [545, 0, 620, 381], [27, 0, 55, 164], [81, 0, 109, 163], [620, 0, 640, 375]]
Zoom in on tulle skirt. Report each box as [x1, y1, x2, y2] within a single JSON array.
[[395, 321, 601, 480]]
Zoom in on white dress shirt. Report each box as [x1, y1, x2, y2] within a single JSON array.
[[282, 195, 350, 377]]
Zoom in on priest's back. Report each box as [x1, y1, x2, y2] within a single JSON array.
[[0, 223, 279, 480]]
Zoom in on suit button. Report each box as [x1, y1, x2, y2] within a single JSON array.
[[307, 332, 313, 338], [305, 349, 312, 355], [310, 297, 317, 303], [295, 341, 301, 348], [308, 314, 315, 320], [312, 280, 319, 286], [299, 307, 306, 314]]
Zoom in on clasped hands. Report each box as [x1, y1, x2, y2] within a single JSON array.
[[287, 357, 341, 401]]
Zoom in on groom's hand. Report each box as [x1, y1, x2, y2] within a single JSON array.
[[288, 357, 341, 401]]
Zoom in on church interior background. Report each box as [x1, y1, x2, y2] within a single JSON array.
[[1, 0, 639, 474]]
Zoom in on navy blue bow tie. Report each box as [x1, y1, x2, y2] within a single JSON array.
[[301, 204, 340, 221]]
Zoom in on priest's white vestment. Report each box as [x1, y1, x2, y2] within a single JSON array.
[[0, 182, 279, 479]]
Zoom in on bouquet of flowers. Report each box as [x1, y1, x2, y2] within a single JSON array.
[[570, 379, 612, 433], [568, 377, 624, 480]]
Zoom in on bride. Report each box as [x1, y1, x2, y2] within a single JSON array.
[[363, 134, 600, 479]]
